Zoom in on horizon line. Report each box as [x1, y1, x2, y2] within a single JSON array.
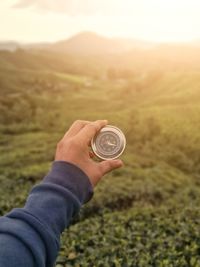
[[0, 31, 199, 45]]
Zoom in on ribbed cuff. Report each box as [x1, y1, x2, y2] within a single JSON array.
[[43, 161, 94, 204]]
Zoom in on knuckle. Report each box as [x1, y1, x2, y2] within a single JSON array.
[[57, 137, 82, 151], [88, 123, 98, 132], [73, 120, 82, 126], [57, 140, 64, 149], [71, 120, 80, 127]]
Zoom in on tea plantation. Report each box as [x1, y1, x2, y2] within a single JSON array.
[[0, 57, 200, 266]]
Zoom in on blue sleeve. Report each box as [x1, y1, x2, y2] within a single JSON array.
[[0, 161, 93, 267]]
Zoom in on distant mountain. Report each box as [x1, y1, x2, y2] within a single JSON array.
[[0, 32, 154, 54], [48, 32, 154, 54], [0, 41, 19, 52], [1, 39, 200, 75], [24, 42, 51, 50], [1, 32, 200, 56]]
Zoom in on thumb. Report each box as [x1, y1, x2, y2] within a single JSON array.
[[99, 159, 124, 176]]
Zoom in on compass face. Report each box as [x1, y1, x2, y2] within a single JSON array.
[[91, 125, 126, 160]]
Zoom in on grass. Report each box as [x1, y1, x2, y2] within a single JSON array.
[[0, 51, 200, 266]]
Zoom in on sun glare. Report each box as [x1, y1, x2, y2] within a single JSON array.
[[100, 0, 200, 42], [0, 0, 200, 42]]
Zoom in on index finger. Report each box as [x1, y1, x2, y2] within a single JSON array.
[[76, 120, 108, 145]]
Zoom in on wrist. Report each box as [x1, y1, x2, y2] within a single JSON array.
[[43, 161, 94, 204]]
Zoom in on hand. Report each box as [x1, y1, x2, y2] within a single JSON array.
[[55, 120, 124, 187]]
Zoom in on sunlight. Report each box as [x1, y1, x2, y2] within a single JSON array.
[[0, 0, 200, 42], [101, 0, 200, 42]]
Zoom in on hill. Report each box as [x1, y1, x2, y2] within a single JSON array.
[[0, 32, 154, 54], [1, 40, 200, 77], [0, 41, 19, 51], [48, 31, 154, 54]]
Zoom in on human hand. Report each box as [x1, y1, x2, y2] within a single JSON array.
[[55, 120, 124, 187]]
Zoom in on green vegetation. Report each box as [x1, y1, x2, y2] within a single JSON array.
[[0, 49, 200, 266]]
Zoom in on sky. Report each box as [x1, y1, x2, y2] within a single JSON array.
[[0, 0, 200, 43]]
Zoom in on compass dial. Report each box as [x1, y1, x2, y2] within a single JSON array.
[[91, 125, 126, 160]]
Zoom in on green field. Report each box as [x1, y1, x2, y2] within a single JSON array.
[[0, 50, 200, 267]]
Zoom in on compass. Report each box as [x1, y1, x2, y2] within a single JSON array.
[[91, 125, 126, 160]]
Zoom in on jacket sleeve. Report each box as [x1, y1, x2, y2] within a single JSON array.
[[0, 161, 93, 267]]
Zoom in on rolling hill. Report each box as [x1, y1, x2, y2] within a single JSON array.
[[0, 32, 154, 54], [48, 31, 154, 54], [0, 41, 19, 52]]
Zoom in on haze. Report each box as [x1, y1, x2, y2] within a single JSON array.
[[0, 0, 200, 43]]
